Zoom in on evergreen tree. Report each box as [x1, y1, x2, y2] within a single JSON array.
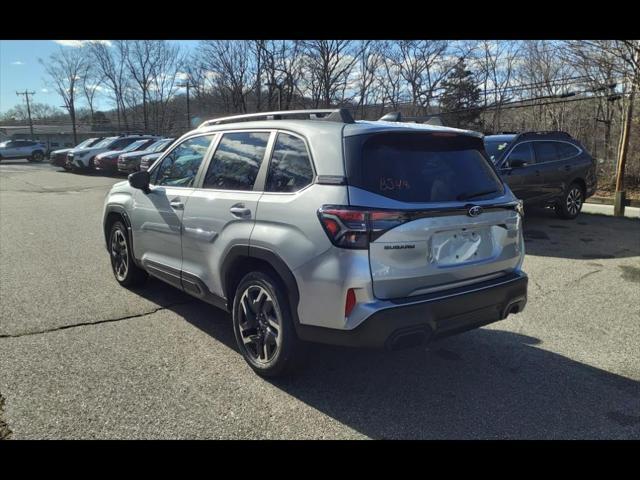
[[439, 59, 482, 130]]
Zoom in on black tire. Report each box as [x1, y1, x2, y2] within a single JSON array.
[[29, 151, 45, 163], [555, 182, 584, 220], [232, 271, 302, 377], [108, 221, 148, 287]]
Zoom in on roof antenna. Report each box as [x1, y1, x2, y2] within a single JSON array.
[[378, 112, 402, 122]]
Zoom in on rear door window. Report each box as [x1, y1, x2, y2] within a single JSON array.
[[265, 133, 314, 192], [203, 132, 271, 191], [533, 142, 559, 163], [555, 142, 580, 160], [353, 132, 504, 203], [505, 142, 535, 166]]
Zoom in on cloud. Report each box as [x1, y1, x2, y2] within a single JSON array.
[[41, 88, 49, 93], [54, 40, 113, 48], [11, 61, 25, 65]]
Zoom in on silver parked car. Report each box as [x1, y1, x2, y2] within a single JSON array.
[[102, 109, 527, 377], [0, 139, 48, 162]]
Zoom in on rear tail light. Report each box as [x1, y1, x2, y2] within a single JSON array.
[[317, 205, 410, 249]]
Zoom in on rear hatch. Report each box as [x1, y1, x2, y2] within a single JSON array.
[[344, 130, 523, 300]]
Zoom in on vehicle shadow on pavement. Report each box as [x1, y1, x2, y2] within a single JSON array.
[[523, 207, 640, 260], [268, 329, 640, 439], [147, 293, 640, 439]]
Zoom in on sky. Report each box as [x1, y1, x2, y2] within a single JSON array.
[[0, 40, 199, 116]]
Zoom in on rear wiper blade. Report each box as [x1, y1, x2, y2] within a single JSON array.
[[457, 189, 499, 201]]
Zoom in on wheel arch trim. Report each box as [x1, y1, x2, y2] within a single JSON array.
[[103, 205, 140, 267], [220, 244, 302, 329]]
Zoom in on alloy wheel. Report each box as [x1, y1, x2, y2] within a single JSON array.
[[566, 187, 583, 216], [237, 285, 282, 364], [110, 228, 129, 281]]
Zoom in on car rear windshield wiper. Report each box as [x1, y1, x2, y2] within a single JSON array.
[[457, 189, 499, 201]]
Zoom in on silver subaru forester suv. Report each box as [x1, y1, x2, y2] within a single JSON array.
[[102, 109, 528, 377]]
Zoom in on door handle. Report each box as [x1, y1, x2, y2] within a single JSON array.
[[170, 199, 184, 210], [230, 204, 251, 218], [535, 170, 541, 176], [563, 165, 571, 171]]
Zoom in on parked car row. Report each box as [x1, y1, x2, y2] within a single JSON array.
[[50, 135, 175, 175]]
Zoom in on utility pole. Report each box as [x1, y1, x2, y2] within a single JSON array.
[[614, 47, 639, 217], [16, 90, 35, 138], [177, 82, 193, 131]]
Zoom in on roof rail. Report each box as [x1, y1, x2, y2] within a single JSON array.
[[517, 131, 573, 139], [377, 111, 443, 126], [198, 109, 355, 128]]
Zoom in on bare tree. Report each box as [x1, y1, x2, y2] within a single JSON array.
[[79, 50, 104, 125], [474, 40, 522, 132], [88, 41, 131, 130], [149, 41, 184, 134], [40, 46, 86, 143], [563, 40, 627, 163], [198, 40, 255, 113], [516, 40, 576, 130], [354, 40, 383, 118], [377, 42, 404, 111], [122, 40, 167, 132], [258, 40, 305, 110], [301, 40, 362, 108]]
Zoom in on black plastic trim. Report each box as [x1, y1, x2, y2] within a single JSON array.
[[104, 205, 141, 268], [295, 272, 528, 349], [220, 245, 302, 329]]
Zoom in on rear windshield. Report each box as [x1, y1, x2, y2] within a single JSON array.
[[351, 132, 504, 203]]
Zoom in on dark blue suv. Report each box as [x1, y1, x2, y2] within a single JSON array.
[[484, 131, 597, 219]]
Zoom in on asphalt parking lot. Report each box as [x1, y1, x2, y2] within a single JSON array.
[[1, 159, 639, 439]]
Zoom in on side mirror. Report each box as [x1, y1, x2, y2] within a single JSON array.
[[129, 170, 150, 193], [508, 159, 527, 168]]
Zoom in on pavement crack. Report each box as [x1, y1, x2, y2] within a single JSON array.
[[0, 392, 12, 440], [0, 300, 194, 339], [568, 269, 602, 286]]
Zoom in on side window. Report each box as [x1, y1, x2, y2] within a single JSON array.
[[506, 142, 534, 166], [533, 142, 559, 163], [266, 133, 314, 192], [203, 132, 271, 191], [110, 138, 134, 150], [555, 142, 580, 160], [152, 135, 215, 187]]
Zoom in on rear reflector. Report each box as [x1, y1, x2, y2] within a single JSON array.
[[345, 288, 357, 317]]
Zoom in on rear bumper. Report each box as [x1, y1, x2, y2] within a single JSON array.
[[295, 271, 528, 349]]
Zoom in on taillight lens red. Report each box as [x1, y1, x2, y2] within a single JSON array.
[[317, 205, 409, 249]]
